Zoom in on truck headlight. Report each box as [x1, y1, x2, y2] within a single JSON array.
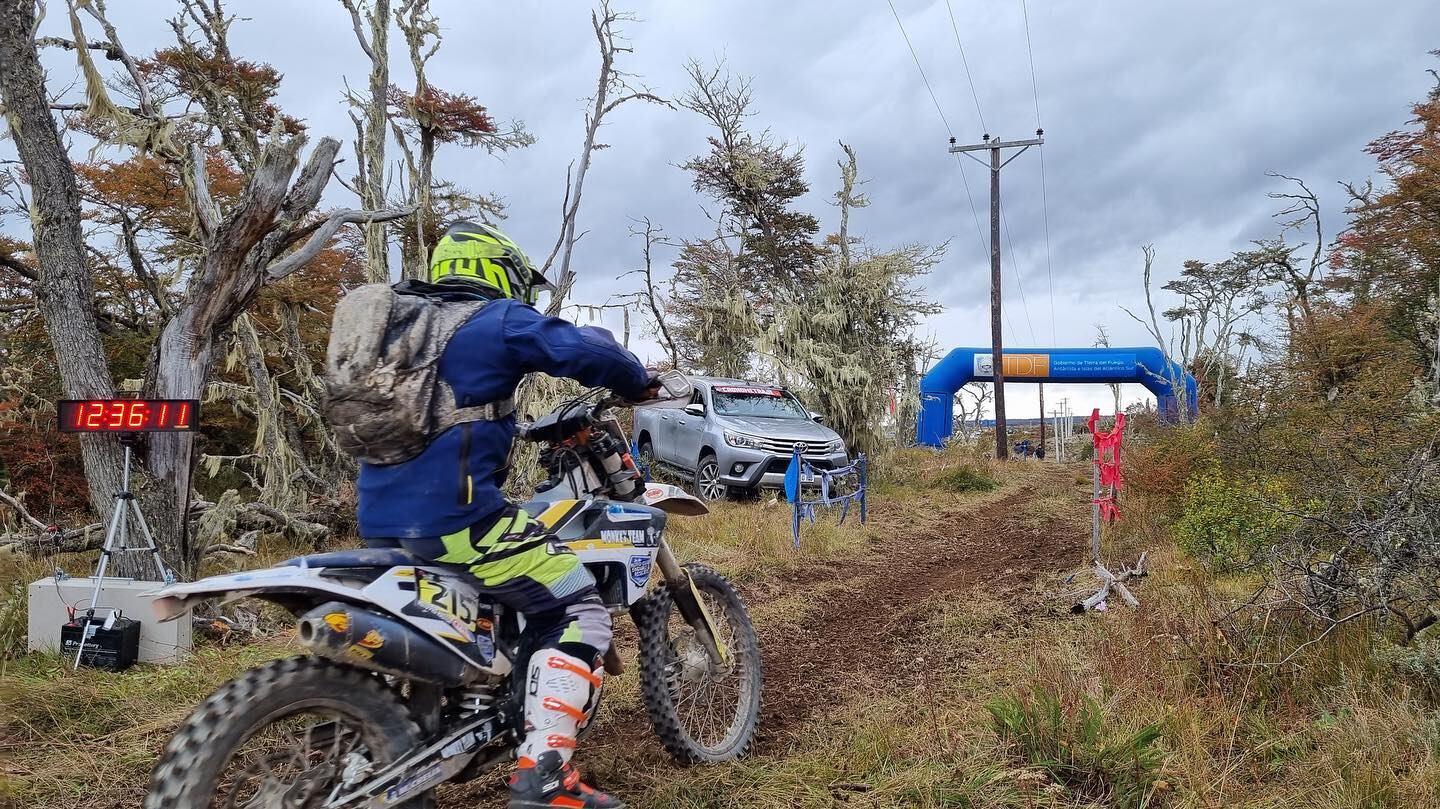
[[724, 431, 763, 449]]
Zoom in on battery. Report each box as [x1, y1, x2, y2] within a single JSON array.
[[60, 616, 141, 672]]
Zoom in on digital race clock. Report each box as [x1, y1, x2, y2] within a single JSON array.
[[57, 399, 200, 433]]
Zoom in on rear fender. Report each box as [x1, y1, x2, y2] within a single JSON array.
[[640, 483, 709, 516], [147, 565, 366, 622]]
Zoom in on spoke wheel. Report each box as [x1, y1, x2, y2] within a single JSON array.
[[145, 657, 432, 809], [634, 564, 762, 764], [695, 456, 726, 502]]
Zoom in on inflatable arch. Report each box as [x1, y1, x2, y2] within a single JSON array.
[[916, 346, 1198, 447]]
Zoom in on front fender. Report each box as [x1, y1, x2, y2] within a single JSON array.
[[146, 565, 364, 622]]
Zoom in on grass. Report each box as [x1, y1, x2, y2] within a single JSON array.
[[987, 685, 1168, 808], [3, 449, 1440, 807]]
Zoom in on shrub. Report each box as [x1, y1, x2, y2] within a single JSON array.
[[1125, 424, 1217, 511], [1172, 467, 1299, 572], [935, 466, 997, 493], [988, 684, 1169, 808], [0, 577, 26, 662]]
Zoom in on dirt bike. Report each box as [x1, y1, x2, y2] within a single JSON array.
[[142, 371, 762, 808]]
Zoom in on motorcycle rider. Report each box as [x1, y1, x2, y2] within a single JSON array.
[[358, 221, 652, 809]]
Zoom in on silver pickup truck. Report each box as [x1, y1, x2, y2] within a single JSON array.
[[632, 376, 849, 500]]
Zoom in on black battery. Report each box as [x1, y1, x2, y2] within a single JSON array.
[[60, 616, 141, 672]]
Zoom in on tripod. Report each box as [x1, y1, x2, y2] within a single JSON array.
[[73, 434, 173, 669]]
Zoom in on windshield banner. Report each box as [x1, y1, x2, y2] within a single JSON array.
[[713, 386, 782, 397]]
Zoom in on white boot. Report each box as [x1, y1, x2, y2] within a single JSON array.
[[517, 649, 602, 764]]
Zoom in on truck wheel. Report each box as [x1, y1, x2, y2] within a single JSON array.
[[695, 453, 727, 501]]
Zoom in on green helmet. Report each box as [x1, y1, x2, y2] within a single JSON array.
[[428, 221, 552, 305]]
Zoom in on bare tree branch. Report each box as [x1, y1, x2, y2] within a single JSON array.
[[266, 206, 416, 280], [543, 1, 672, 314]]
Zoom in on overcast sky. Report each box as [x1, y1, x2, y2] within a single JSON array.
[[23, 1, 1439, 419]]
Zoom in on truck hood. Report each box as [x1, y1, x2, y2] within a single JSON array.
[[720, 416, 842, 445]]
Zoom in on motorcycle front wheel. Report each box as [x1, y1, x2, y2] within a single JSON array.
[[144, 656, 433, 809], [634, 563, 763, 764]]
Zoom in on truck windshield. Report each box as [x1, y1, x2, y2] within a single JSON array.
[[711, 387, 809, 419]]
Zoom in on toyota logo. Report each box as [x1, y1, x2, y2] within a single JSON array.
[[793, 442, 809, 454]]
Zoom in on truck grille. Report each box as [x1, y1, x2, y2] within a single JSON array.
[[755, 436, 838, 456]]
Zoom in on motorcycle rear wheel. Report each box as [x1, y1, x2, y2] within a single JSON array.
[[634, 563, 762, 764], [143, 656, 433, 809]]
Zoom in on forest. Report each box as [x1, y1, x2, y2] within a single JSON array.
[[0, 0, 1438, 807]]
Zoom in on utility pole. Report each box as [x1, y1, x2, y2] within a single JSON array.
[[1063, 398, 1072, 453], [1051, 408, 1061, 462], [1038, 382, 1046, 459], [949, 130, 1044, 460], [1057, 397, 1070, 461]]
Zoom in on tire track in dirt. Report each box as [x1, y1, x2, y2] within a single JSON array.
[[751, 475, 1082, 748]]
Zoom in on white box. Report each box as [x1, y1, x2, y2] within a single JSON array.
[[28, 576, 191, 664]]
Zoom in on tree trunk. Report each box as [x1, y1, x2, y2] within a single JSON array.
[[0, 0, 130, 564], [362, 0, 391, 283], [413, 129, 434, 280], [138, 136, 337, 576], [235, 313, 304, 510]]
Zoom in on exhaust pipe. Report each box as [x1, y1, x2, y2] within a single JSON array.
[[297, 601, 472, 686]]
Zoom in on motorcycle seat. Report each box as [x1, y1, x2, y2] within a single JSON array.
[[281, 548, 422, 569]]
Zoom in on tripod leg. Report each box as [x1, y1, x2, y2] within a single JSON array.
[[76, 495, 128, 669], [127, 497, 171, 582]]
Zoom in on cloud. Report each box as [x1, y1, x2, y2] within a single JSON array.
[[11, 0, 1436, 416]]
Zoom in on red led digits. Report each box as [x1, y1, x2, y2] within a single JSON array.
[[106, 401, 125, 428], [56, 399, 200, 433]]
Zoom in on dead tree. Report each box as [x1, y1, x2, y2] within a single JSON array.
[[540, 1, 670, 315], [1121, 245, 1193, 421], [613, 217, 681, 367], [1093, 324, 1123, 415], [388, 0, 532, 278], [0, 0, 411, 576], [340, 0, 393, 283]]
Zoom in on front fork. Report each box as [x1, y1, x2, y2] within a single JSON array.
[[653, 540, 729, 666]]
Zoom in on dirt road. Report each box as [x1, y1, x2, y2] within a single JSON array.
[[753, 470, 1083, 744], [442, 465, 1087, 805]]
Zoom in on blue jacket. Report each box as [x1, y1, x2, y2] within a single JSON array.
[[357, 297, 650, 539]]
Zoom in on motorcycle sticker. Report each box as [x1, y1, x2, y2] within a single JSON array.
[[605, 503, 651, 523], [384, 761, 444, 804], [630, 554, 652, 588], [601, 529, 647, 546]]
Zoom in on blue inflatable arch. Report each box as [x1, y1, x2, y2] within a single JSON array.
[[916, 346, 1198, 447]]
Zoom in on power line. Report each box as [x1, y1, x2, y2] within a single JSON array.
[[1021, 0, 1057, 343], [943, 0, 987, 134], [939, 0, 1041, 349], [886, 0, 955, 137], [1020, 0, 1043, 129], [884, 0, 988, 258], [1000, 202, 1038, 344]]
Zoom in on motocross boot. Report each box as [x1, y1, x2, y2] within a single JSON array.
[[509, 650, 621, 808], [508, 751, 623, 809]]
